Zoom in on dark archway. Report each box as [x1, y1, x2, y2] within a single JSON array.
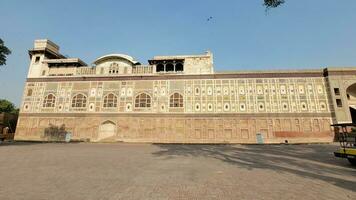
[[175, 63, 184, 71], [156, 64, 164, 72], [166, 63, 174, 72], [346, 83, 356, 123]]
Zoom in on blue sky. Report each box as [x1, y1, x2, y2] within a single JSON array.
[[1, 0, 356, 106]]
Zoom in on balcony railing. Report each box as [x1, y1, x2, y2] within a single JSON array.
[[76, 67, 96, 75], [132, 65, 153, 74]]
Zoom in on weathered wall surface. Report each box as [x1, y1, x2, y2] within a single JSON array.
[[15, 114, 333, 143]]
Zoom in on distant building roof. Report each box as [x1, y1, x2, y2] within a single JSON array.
[[43, 58, 87, 66], [93, 54, 140, 65], [152, 51, 212, 60]]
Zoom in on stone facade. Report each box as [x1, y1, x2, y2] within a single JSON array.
[[15, 39, 356, 143]]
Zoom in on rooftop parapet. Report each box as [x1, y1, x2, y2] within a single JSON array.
[[29, 39, 65, 59], [151, 50, 212, 60], [43, 58, 87, 67], [33, 39, 59, 53]]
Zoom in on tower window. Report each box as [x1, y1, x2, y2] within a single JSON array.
[[35, 56, 40, 63], [334, 88, 340, 95], [336, 99, 343, 107]]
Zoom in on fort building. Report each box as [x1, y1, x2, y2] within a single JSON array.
[[14, 39, 356, 143]]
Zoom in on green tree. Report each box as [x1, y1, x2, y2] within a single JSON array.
[[264, 0, 285, 9], [0, 38, 11, 66], [0, 99, 17, 114]]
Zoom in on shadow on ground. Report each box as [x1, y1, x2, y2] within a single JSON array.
[[152, 144, 356, 192], [0, 141, 80, 146], [0, 141, 38, 146]]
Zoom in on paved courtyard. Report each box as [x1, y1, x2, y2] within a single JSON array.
[[0, 142, 355, 200]]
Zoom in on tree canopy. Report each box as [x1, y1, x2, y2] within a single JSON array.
[[264, 0, 285, 9], [0, 38, 11, 66], [0, 99, 18, 114]]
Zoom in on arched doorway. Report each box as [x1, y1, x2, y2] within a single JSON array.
[[98, 121, 116, 141], [346, 83, 356, 123]]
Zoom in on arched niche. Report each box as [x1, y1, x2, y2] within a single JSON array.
[[98, 120, 117, 141]]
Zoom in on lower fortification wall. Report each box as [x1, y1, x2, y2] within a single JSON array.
[[15, 113, 334, 144]]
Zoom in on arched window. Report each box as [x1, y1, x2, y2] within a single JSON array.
[[166, 63, 174, 72], [72, 94, 87, 107], [175, 63, 183, 71], [135, 93, 151, 108], [103, 93, 118, 108], [109, 63, 119, 74], [43, 94, 56, 108], [170, 93, 183, 107], [156, 64, 164, 72]]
